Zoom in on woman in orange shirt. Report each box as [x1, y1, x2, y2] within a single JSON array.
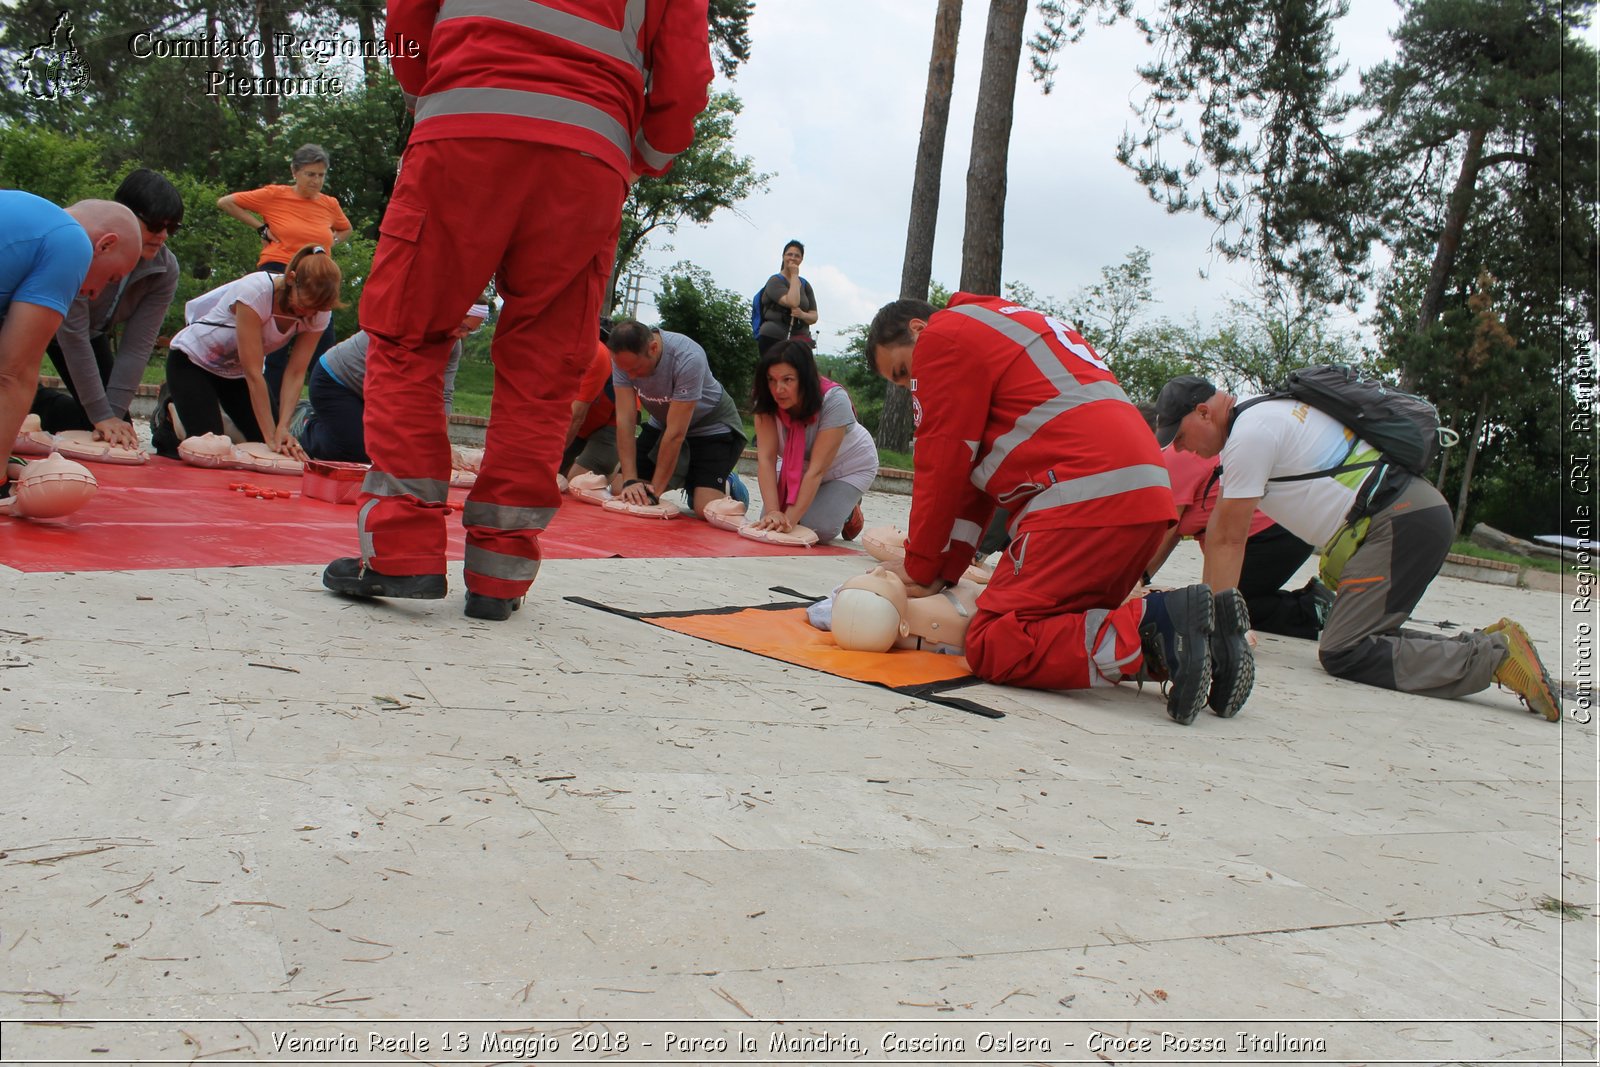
[[217, 144, 352, 390]]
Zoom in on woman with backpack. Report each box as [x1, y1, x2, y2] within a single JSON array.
[[750, 339, 875, 542], [151, 244, 343, 461], [754, 239, 817, 354]]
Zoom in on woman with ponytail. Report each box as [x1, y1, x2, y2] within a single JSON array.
[[152, 244, 343, 460]]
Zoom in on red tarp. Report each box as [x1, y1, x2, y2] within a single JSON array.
[[0, 457, 855, 572]]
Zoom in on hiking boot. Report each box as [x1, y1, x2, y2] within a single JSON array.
[[322, 556, 446, 600], [1208, 587, 1254, 717], [1137, 584, 1214, 725], [1306, 578, 1335, 630], [1486, 618, 1560, 721], [842, 503, 865, 541], [465, 592, 523, 621]]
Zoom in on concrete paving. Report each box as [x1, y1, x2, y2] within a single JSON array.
[[0, 486, 1594, 1065]]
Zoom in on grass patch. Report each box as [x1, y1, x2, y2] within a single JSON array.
[[1449, 540, 1564, 575], [1536, 895, 1586, 921]]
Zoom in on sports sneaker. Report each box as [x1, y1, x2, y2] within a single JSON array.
[[842, 503, 865, 541], [1486, 618, 1560, 721], [1137, 584, 1215, 725], [322, 556, 446, 600], [465, 592, 523, 621], [727, 471, 751, 507], [1208, 587, 1254, 717]]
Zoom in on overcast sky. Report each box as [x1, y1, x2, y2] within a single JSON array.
[[631, 0, 1404, 354]]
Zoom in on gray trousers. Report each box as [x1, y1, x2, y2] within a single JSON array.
[[796, 479, 864, 543], [1318, 474, 1505, 697]]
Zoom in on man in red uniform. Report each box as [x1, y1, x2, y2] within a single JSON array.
[[323, 0, 713, 621], [864, 295, 1255, 723]]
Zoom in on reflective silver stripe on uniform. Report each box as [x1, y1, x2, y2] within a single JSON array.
[[464, 544, 541, 582], [462, 501, 557, 530], [416, 89, 631, 158], [946, 304, 1130, 493], [1083, 608, 1136, 687], [942, 518, 982, 554], [362, 470, 450, 503], [356, 498, 380, 560], [632, 130, 676, 171], [402, 90, 418, 112], [436, 0, 645, 72], [1007, 463, 1171, 537]]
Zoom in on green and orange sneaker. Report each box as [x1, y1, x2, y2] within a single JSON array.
[[1486, 618, 1561, 721]]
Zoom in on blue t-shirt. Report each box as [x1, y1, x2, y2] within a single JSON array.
[[0, 190, 92, 320]]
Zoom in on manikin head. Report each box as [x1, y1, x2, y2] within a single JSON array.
[[832, 567, 912, 653], [4, 455, 98, 519]]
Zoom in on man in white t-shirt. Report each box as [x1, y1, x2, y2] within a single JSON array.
[[1152, 374, 1560, 722]]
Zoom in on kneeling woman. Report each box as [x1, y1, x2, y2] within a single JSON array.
[[751, 340, 878, 542], [153, 245, 342, 459]]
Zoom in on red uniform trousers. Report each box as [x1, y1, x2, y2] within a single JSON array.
[[964, 521, 1168, 690], [358, 140, 626, 599]]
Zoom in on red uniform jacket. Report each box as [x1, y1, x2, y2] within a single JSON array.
[[386, 0, 713, 178], [903, 293, 1176, 587]]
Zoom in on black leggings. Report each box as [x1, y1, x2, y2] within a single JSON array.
[[151, 348, 272, 457]]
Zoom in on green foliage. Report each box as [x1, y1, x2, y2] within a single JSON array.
[[612, 91, 770, 311], [0, 125, 109, 202], [818, 323, 883, 437], [654, 262, 759, 413], [1116, 0, 1373, 304]]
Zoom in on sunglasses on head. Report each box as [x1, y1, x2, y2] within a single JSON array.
[[138, 214, 181, 236]]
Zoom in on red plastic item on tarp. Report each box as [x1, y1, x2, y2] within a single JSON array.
[[301, 459, 369, 505]]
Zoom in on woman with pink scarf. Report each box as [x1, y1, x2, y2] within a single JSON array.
[[751, 340, 878, 542]]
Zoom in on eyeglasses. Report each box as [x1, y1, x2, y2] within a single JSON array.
[[138, 215, 181, 236]]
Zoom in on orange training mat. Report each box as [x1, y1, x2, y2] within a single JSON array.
[[567, 596, 1000, 718], [0, 457, 854, 573]]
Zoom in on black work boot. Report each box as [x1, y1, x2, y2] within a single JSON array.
[[1137, 584, 1214, 725], [1208, 587, 1254, 717], [322, 557, 447, 600], [464, 592, 523, 621]]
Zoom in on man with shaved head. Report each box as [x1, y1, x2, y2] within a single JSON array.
[[1, 192, 140, 484]]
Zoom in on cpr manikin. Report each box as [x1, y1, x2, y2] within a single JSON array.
[[13, 415, 55, 457], [861, 525, 992, 585], [566, 471, 681, 519], [177, 433, 303, 475], [53, 430, 149, 465], [450, 447, 483, 489], [0, 454, 98, 519], [704, 496, 818, 547], [12, 415, 148, 465], [831, 567, 982, 655]]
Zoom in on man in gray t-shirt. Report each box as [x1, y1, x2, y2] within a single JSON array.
[[607, 319, 746, 519]]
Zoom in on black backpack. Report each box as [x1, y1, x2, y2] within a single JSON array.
[[1232, 364, 1454, 483]]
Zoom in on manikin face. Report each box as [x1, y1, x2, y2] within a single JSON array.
[[767, 362, 801, 412], [292, 163, 327, 199], [840, 566, 911, 616]]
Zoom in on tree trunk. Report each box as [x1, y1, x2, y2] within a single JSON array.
[[1407, 125, 1487, 389], [878, 0, 963, 453], [355, 3, 381, 87], [1452, 394, 1489, 538], [958, 0, 1027, 295], [256, 0, 284, 127]]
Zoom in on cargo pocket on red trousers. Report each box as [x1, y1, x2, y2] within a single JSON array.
[[358, 199, 427, 339]]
